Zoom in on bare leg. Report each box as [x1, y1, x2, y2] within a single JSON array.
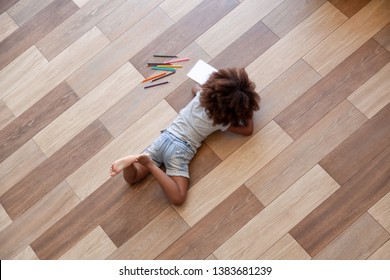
[[111, 155, 149, 184], [136, 153, 189, 206]]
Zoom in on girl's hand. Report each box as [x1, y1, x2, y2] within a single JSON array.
[[191, 84, 202, 96], [227, 118, 254, 136]]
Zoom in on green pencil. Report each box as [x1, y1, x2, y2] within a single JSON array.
[[151, 66, 176, 72]]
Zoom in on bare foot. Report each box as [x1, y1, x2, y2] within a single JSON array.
[[136, 153, 155, 169], [110, 155, 137, 177]]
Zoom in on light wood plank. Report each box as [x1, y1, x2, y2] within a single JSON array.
[[4, 26, 110, 117], [0, 46, 47, 100], [97, 0, 163, 41], [7, 0, 55, 26], [0, 100, 14, 130], [109, 207, 189, 260], [262, 0, 326, 38], [73, 0, 90, 8], [369, 240, 390, 260], [314, 213, 389, 260], [258, 234, 311, 260], [66, 100, 177, 200], [36, 0, 126, 60], [0, 181, 80, 259], [67, 7, 173, 97], [60, 226, 117, 259], [369, 191, 390, 233], [206, 59, 321, 160], [348, 62, 390, 118], [214, 165, 340, 259], [0, 12, 18, 42], [246, 2, 347, 92], [33, 62, 142, 157], [246, 100, 367, 206], [160, 0, 203, 22], [196, 0, 284, 58], [0, 204, 12, 231], [0, 140, 46, 197], [175, 121, 293, 227], [304, 0, 390, 76], [13, 246, 39, 260]]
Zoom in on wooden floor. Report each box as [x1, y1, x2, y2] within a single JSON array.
[[0, 0, 389, 260]]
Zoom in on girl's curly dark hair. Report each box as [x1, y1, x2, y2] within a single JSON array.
[[200, 68, 260, 126]]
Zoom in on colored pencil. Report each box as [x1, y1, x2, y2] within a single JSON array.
[[141, 72, 167, 83], [163, 58, 190, 63], [151, 71, 176, 82], [151, 66, 176, 72], [144, 81, 169, 89], [156, 64, 182, 68], [153, 54, 177, 58], [147, 62, 172, 66]]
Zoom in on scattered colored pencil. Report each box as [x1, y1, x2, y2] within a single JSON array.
[[142, 72, 167, 83], [153, 54, 177, 58], [144, 56, 188, 89], [151, 66, 176, 72], [151, 71, 176, 82], [163, 58, 190, 63], [156, 64, 182, 68], [144, 81, 169, 89], [147, 62, 172, 66]]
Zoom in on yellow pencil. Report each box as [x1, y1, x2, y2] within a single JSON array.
[[156, 65, 183, 68], [142, 72, 167, 83]]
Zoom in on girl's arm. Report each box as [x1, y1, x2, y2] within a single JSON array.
[[227, 118, 254, 136], [191, 84, 202, 96]]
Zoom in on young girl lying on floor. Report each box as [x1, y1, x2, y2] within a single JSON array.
[[110, 68, 260, 205]]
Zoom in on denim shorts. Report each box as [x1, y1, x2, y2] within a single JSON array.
[[144, 131, 195, 178]]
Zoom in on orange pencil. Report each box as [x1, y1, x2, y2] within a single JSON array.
[[142, 72, 167, 83]]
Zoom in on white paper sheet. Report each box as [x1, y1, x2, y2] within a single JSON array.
[[186, 59, 217, 84]]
